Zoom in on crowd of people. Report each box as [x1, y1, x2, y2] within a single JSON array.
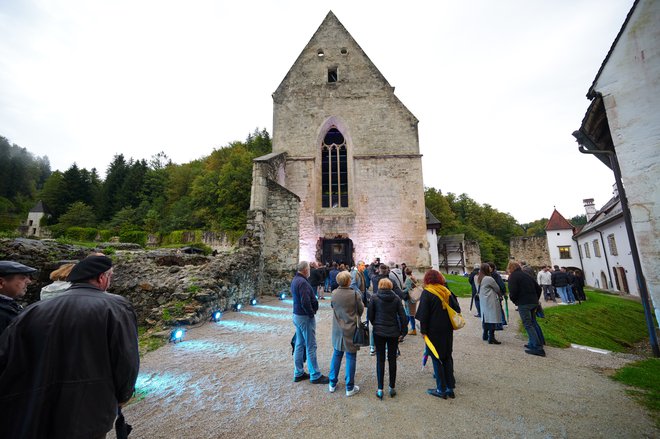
[[291, 257, 549, 401]]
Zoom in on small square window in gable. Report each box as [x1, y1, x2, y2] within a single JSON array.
[[328, 67, 338, 83]]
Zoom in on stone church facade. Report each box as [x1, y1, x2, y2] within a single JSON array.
[[248, 11, 429, 292]]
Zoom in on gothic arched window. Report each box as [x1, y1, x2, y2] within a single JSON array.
[[321, 128, 348, 208]]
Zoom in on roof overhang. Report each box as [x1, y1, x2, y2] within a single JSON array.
[[572, 93, 614, 170]]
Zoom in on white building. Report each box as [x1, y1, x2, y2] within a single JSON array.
[[545, 209, 580, 270], [573, 0, 660, 321], [574, 197, 638, 295]]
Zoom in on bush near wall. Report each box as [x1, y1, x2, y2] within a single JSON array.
[[98, 229, 114, 242], [66, 227, 98, 242], [119, 230, 147, 247]]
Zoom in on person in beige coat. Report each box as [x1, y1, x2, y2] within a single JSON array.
[[328, 271, 364, 396]]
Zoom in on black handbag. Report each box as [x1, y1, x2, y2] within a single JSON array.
[[352, 293, 370, 347]]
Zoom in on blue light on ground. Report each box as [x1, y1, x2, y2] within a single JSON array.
[[214, 320, 282, 334], [174, 339, 243, 356], [253, 304, 289, 312], [134, 372, 194, 399], [240, 310, 291, 321]]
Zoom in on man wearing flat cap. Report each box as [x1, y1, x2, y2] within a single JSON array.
[[0, 255, 139, 439], [0, 260, 36, 333]]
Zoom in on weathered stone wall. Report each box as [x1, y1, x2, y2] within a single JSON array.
[[269, 12, 430, 270], [464, 240, 482, 269], [146, 231, 237, 251], [0, 238, 262, 328], [509, 236, 550, 270]]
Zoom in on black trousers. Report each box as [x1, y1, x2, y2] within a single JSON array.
[[373, 334, 399, 389]]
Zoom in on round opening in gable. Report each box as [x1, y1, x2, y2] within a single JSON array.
[[317, 49, 324, 57], [340, 48, 348, 55]]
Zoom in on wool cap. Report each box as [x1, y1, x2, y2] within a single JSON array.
[[67, 256, 113, 282], [0, 261, 37, 276]]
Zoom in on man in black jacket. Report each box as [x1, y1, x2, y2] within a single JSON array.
[[0, 255, 140, 439], [0, 261, 36, 334], [508, 261, 546, 357]]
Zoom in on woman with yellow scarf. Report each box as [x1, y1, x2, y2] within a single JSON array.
[[416, 269, 461, 399]]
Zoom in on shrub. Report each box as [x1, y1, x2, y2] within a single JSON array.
[[65, 227, 98, 242], [98, 229, 114, 242], [119, 231, 147, 247]]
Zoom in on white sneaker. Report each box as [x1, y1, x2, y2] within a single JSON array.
[[346, 385, 360, 397], [329, 384, 336, 393]]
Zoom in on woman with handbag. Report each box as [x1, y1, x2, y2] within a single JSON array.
[[368, 278, 407, 400], [328, 271, 364, 396], [416, 269, 461, 399]]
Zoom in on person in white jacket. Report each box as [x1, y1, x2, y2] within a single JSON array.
[[536, 266, 555, 302], [40, 263, 75, 301]]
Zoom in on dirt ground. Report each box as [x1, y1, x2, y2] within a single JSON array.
[[122, 296, 658, 439]]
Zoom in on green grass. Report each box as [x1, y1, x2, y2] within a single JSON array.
[[612, 358, 660, 427], [536, 289, 652, 352], [445, 274, 472, 298], [138, 326, 166, 357]]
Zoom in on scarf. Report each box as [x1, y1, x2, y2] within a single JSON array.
[[424, 283, 452, 310]]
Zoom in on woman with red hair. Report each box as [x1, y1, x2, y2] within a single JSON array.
[[416, 269, 461, 399]]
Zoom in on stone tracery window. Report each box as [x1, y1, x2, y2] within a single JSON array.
[[321, 127, 348, 208]]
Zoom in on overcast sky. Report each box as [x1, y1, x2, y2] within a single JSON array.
[[0, 0, 633, 223]]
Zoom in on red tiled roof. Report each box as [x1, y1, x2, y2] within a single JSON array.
[[545, 209, 574, 231]]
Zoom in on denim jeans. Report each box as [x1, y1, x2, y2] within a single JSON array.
[[328, 348, 357, 391], [518, 303, 544, 351], [293, 314, 321, 380], [427, 346, 455, 392], [555, 286, 568, 303], [566, 286, 576, 303]]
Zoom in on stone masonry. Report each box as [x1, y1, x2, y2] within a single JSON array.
[[249, 11, 430, 276]]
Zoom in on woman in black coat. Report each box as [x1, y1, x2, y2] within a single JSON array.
[[416, 269, 461, 399], [368, 278, 407, 399]]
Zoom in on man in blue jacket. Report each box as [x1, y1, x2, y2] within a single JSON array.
[[292, 261, 329, 384]]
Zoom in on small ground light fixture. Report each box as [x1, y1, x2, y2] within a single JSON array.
[[250, 298, 258, 306], [210, 310, 222, 322], [170, 327, 186, 343], [279, 291, 287, 300], [232, 303, 242, 312]]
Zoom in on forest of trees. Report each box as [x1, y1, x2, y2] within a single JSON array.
[[1, 130, 586, 267]]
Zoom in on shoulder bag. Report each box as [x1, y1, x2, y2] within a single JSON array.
[[352, 293, 370, 346]]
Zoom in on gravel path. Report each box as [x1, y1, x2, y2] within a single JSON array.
[[123, 296, 658, 439]]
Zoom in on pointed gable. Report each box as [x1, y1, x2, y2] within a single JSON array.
[[271, 11, 418, 157], [545, 209, 574, 231], [274, 11, 405, 103]]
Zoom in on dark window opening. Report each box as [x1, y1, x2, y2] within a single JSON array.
[[328, 67, 337, 83], [321, 128, 348, 208]]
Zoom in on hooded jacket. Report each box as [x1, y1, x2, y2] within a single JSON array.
[[367, 289, 407, 338]]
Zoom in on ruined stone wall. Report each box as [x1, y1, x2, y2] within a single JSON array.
[[509, 236, 550, 270], [464, 240, 482, 269], [0, 238, 262, 328]]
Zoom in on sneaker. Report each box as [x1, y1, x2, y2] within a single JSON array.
[[293, 372, 310, 382], [346, 385, 360, 397], [445, 388, 455, 399], [310, 375, 330, 384], [408, 329, 417, 336], [370, 349, 376, 356], [329, 383, 336, 393], [389, 387, 397, 398]]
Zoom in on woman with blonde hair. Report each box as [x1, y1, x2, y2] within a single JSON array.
[[416, 269, 461, 399], [368, 278, 407, 399], [328, 271, 364, 396], [40, 263, 75, 301]]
